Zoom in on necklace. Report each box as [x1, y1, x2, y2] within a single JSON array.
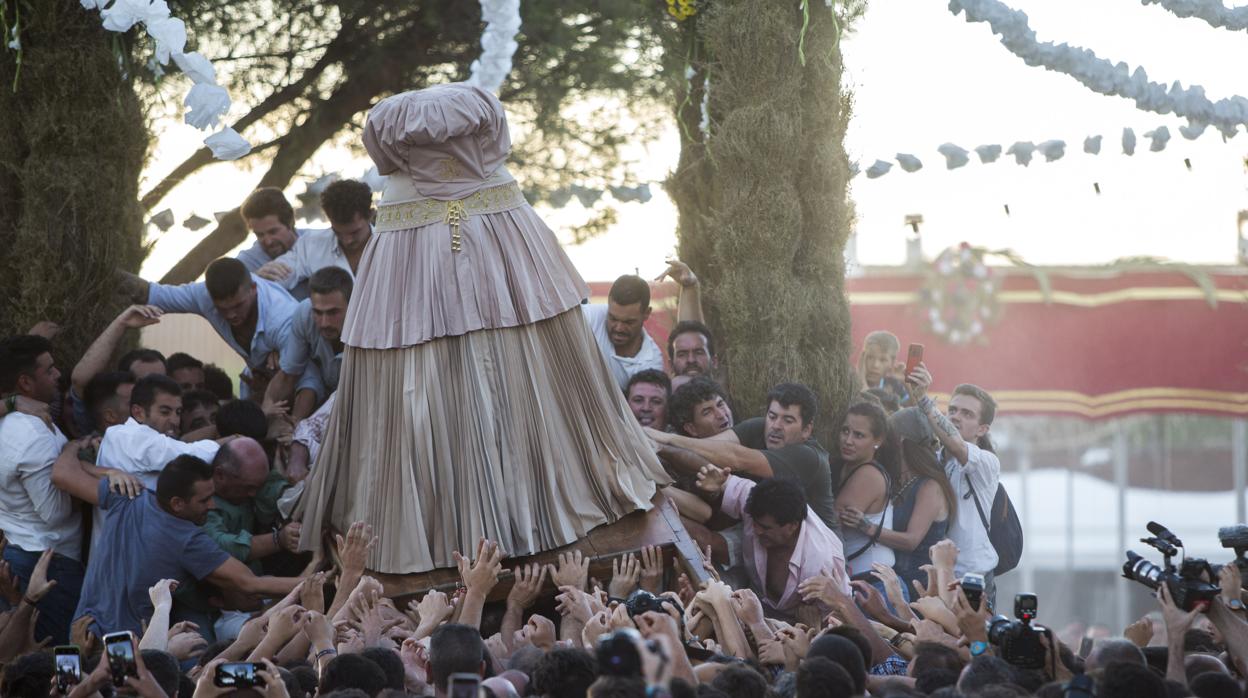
[[893, 474, 922, 502]]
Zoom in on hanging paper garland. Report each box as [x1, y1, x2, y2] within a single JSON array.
[[1140, 0, 1248, 31], [79, 0, 250, 160], [919, 244, 1002, 346], [948, 0, 1248, 137], [464, 0, 522, 93]]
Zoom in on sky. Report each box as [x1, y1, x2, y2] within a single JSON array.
[[139, 0, 1248, 281]]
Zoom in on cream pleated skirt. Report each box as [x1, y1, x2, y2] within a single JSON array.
[[293, 306, 670, 574]]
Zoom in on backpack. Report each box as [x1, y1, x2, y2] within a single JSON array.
[[964, 474, 1023, 576]]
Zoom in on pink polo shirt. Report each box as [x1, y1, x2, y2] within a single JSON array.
[[721, 475, 851, 615]]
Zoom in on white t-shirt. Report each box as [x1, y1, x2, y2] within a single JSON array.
[[581, 303, 665, 389], [943, 441, 1000, 577]]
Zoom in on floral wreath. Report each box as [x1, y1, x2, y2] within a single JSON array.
[[918, 243, 1001, 345]]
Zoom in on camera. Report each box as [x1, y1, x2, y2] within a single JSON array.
[[624, 589, 672, 618], [1219, 524, 1248, 588], [1122, 521, 1220, 612], [986, 593, 1050, 670], [596, 628, 658, 677]]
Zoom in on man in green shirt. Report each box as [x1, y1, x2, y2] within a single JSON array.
[[173, 437, 297, 641]]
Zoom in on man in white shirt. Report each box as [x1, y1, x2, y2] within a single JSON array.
[[236, 187, 308, 287], [0, 335, 86, 643], [907, 364, 1001, 607], [582, 274, 666, 389], [255, 179, 373, 300], [97, 374, 220, 492]]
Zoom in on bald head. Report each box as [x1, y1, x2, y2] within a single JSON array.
[[211, 437, 270, 504]]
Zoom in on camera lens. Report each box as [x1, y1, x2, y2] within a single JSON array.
[[1123, 551, 1163, 589]]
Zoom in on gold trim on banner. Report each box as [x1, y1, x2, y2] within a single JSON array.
[[848, 288, 1248, 307]]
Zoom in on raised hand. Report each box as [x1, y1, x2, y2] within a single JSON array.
[[871, 563, 914, 621], [409, 590, 454, 631], [547, 550, 590, 592], [949, 582, 991, 643], [520, 615, 557, 651], [256, 261, 294, 281], [730, 588, 767, 628], [850, 580, 892, 622], [582, 610, 611, 648], [301, 610, 335, 651], [23, 549, 57, 603], [608, 602, 636, 631], [695, 463, 730, 495], [639, 545, 664, 593], [116, 305, 164, 330], [300, 571, 328, 614], [148, 578, 179, 608], [278, 522, 303, 553], [0, 561, 22, 606], [909, 595, 959, 636], [654, 257, 698, 287], [455, 539, 504, 596], [1124, 616, 1154, 647], [167, 624, 208, 661], [929, 539, 959, 570], [1219, 563, 1244, 606], [555, 585, 595, 625], [507, 563, 548, 610], [609, 553, 642, 600], [335, 521, 378, 577]]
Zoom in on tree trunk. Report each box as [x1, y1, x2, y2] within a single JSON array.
[[667, 0, 856, 447], [0, 1, 146, 362]]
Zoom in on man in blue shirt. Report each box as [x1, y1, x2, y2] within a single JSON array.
[[52, 448, 302, 638], [134, 258, 298, 398], [263, 266, 350, 420]]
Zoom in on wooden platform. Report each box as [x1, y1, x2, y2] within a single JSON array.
[[369, 490, 711, 604]]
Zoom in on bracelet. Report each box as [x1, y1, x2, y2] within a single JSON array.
[[21, 595, 38, 607], [315, 648, 337, 661], [918, 396, 935, 413]]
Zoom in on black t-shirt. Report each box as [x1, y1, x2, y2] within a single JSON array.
[[732, 417, 837, 530]]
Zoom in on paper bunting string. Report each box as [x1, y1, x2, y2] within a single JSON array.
[[866, 160, 894, 179], [1037, 140, 1066, 162], [1083, 135, 1102, 154], [948, 0, 1248, 137], [1006, 141, 1035, 166], [1123, 128, 1137, 156], [1145, 126, 1171, 152]]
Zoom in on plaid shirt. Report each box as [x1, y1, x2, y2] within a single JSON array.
[[870, 653, 910, 676]]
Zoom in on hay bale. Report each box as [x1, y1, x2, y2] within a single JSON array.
[[0, 1, 147, 363], [667, 0, 856, 445]]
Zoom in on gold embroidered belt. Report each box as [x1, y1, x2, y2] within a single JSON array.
[[373, 181, 527, 253]]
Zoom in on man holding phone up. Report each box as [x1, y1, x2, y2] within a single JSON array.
[[905, 363, 1001, 609], [52, 446, 303, 639]]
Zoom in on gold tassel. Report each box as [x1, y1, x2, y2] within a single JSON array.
[[445, 200, 468, 253]]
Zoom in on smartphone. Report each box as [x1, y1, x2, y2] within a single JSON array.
[[1078, 636, 1094, 658], [102, 632, 138, 688], [449, 672, 481, 698], [54, 645, 82, 693], [215, 661, 266, 688], [961, 572, 985, 611], [905, 343, 924, 378]]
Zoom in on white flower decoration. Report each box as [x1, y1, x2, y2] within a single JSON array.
[[204, 128, 251, 160]]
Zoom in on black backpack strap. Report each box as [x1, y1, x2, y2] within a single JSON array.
[[845, 462, 891, 562], [964, 472, 991, 534]]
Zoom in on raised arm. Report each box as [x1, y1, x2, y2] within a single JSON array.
[[70, 305, 163, 394], [646, 428, 773, 478], [204, 556, 301, 597], [655, 258, 704, 324], [908, 364, 970, 466], [51, 440, 103, 505]]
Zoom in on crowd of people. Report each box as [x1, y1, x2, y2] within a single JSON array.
[[1, 181, 1246, 698]]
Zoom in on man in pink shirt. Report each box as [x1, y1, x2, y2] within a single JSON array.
[[697, 463, 849, 620]]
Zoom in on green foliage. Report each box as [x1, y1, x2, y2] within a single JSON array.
[[666, 0, 858, 446], [0, 0, 147, 364]]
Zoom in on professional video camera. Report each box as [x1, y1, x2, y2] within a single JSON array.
[[1122, 521, 1219, 612], [987, 593, 1051, 670], [1219, 524, 1248, 588]]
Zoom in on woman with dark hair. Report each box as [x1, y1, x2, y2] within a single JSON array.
[[833, 401, 901, 581], [842, 437, 956, 592]]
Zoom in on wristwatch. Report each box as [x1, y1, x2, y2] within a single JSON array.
[[970, 641, 989, 656], [1228, 598, 1245, 612]]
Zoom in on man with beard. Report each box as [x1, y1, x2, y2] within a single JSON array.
[[256, 179, 373, 300], [265, 266, 352, 420], [54, 452, 301, 638], [667, 320, 717, 380], [624, 369, 671, 430], [583, 274, 666, 389]]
